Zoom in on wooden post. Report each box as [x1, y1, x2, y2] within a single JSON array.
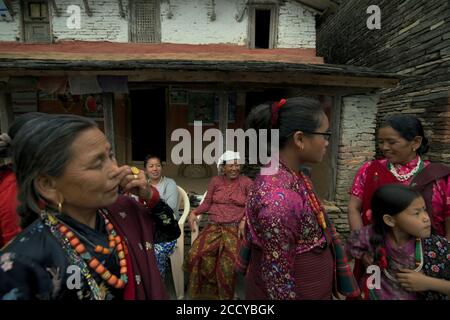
[[118, 0, 125, 18], [103, 93, 116, 153], [328, 95, 342, 201], [218, 92, 228, 152], [83, 0, 92, 17], [0, 87, 13, 134]]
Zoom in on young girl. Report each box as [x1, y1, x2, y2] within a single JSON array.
[[347, 184, 450, 300]]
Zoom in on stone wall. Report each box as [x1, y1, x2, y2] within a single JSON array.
[[333, 95, 379, 234], [317, 0, 450, 165]]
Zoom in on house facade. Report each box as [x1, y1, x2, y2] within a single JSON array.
[[0, 0, 398, 234]]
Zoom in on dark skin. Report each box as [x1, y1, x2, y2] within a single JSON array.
[[35, 128, 153, 229]]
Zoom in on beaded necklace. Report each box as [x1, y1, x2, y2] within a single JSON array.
[[388, 157, 424, 182], [41, 209, 128, 299], [383, 237, 423, 282], [368, 238, 423, 300], [298, 172, 327, 230]]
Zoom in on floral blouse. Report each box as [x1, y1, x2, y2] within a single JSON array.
[[347, 226, 450, 300], [246, 161, 326, 299], [350, 157, 450, 236]]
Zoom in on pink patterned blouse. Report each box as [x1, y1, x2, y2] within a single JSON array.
[[194, 175, 253, 224], [350, 157, 450, 236], [246, 161, 327, 299]]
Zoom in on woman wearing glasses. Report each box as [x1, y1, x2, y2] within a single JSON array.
[[347, 114, 450, 292], [241, 97, 359, 300]]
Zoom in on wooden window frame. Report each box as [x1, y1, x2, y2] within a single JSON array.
[[129, 0, 161, 43], [20, 0, 53, 43], [247, 3, 279, 49]]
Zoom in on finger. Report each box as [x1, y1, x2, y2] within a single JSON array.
[[110, 165, 130, 179], [123, 177, 147, 192], [398, 268, 413, 273], [117, 171, 134, 187]]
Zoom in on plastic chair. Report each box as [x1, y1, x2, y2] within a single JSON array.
[[190, 191, 207, 245], [169, 186, 190, 300]]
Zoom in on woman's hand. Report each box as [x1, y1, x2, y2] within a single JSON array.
[[117, 166, 153, 201], [397, 269, 431, 292], [238, 219, 246, 240], [188, 211, 199, 230]]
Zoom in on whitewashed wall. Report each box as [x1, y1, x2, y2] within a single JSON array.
[[51, 0, 129, 42], [0, 0, 317, 48], [277, 0, 316, 48], [0, 0, 21, 41]]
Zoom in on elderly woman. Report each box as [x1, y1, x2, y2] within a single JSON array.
[[0, 114, 167, 300], [186, 151, 252, 300]]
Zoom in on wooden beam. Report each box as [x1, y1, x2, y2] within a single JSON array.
[[83, 0, 92, 17], [328, 95, 342, 202], [118, 0, 125, 18], [103, 93, 116, 152], [0, 69, 399, 89], [0, 90, 13, 134], [3, 0, 15, 17], [50, 0, 61, 17]]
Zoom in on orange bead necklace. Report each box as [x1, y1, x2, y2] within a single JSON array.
[[298, 172, 327, 230], [56, 213, 128, 289]]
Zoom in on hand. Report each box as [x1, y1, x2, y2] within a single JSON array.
[[238, 219, 246, 240], [397, 269, 431, 292], [115, 165, 152, 201], [362, 252, 373, 267], [188, 212, 199, 230]]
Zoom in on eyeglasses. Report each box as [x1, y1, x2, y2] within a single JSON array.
[[289, 130, 332, 141]]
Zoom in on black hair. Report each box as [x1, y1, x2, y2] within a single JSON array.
[[144, 154, 162, 168], [369, 184, 422, 265], [245, 97, 325, 148], [11, 114, 97, 228], [0, 112, 48, 159], [380, 114, 429, 155]]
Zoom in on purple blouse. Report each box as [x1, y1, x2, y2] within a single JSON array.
[[246, 161, 326, 299], [346, 226, 418, 300]]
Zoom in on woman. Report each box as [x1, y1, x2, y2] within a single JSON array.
[[144, 154, 179, 278], [243, 97, 359, 300], [348, 115, 450, 283], [0, 114, 167, 300], [186, 151, 252, 300]]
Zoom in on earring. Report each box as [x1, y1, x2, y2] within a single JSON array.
[[412, 148, 416, 152], [58, 202, 63, 213], [301, 145, 304, 151]]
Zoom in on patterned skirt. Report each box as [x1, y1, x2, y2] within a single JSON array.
[[186, 223, 239, 300], [154, 240, 177, 278], [245, 244, 334, 300]]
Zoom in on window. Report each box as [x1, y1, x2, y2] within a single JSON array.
[[130, 0, 161, 43], [248, 4, 278, 49], [21, 0, 51, 42], [28, 2, 48, 19]]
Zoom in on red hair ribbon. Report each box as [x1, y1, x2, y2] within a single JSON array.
[[270, 98, 287, 127]]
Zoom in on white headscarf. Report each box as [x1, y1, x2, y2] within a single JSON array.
[[216, 151, 240, 170]]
